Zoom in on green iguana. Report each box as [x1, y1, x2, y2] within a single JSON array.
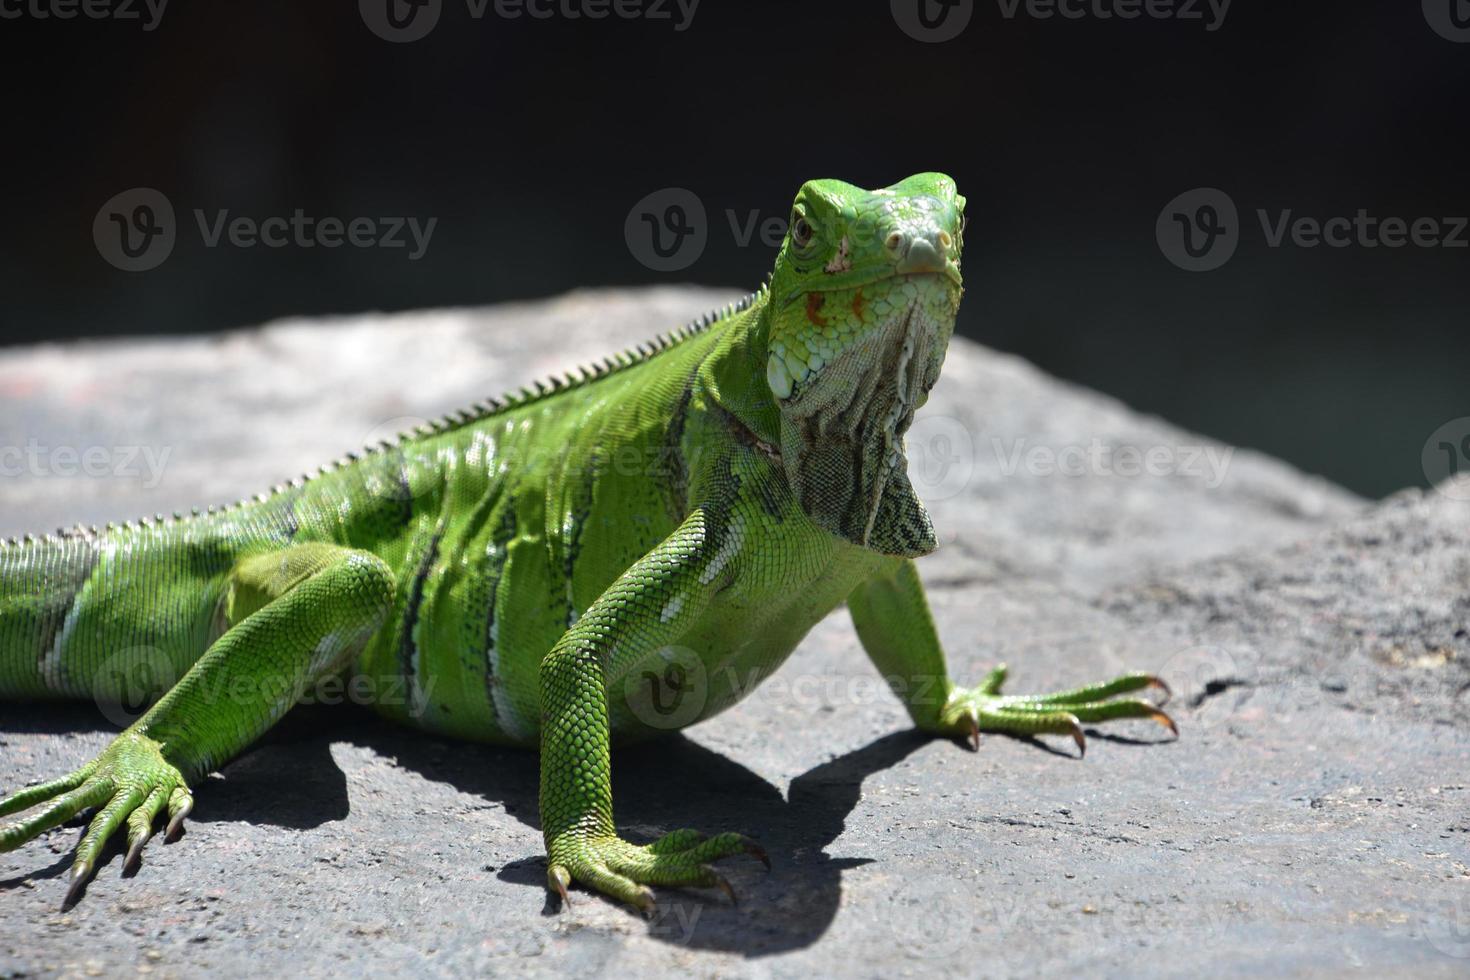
[[0, 173, 1175, 912]]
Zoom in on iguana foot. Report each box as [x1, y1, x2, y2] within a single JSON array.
[[937, 664, 1175, 756], [547, 828, 768, 913], [0, 730, 193, 907]]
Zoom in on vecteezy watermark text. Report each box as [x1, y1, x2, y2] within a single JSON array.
[[992, 437, 1234, 488], [91, 648, 438, 728], [94, 188, 437, 272], [0, 0, 168, 30], [1157, 187, 1468, 272], [360, 0, 699, 43], [993, 0, 1231, 31], [891, 0, 1228, 42], [194, 210, 437, 260], [0, 440, 170, 489]]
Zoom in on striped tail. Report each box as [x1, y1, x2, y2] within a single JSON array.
[[0, 532, 103, 700]]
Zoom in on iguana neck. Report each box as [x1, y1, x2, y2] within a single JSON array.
[[696, 290, 783, 449]]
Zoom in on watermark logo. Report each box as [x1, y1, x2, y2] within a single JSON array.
[[359, 0, 442, 43], [907, 415, 976, 500], [94, 188, 438, 271], [1424, 893, 1470, 958], [0, 0, 169, 30], [991, 436, 1235, 488], [622, 645, 708, 730], [362, 0, 699, 42], [625, 187, 708, 272], [87, 647, 437, 724], [1423, 0, 1470, 42], [1156, 644, 1241, 710], [892, 0, 974, 42], [1422, 417, 1470, 501], [645, 900, 703, 944], [1158, 188, 1468, 271], [896, 0, 1230, 39], [1257, 209, 1468, 250], [90, 646, 178, 728], [94, 187, 176, 272], [194, 209, 436, 260], [995, 0, 1231, 31], [0, 439, 171, 489], [358, 415, 435, 502], [1156, 187, 1238, 272], [888, 876, 977, 956]]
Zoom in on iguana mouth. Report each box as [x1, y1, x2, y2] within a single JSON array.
[[781, 268, 961, 301]]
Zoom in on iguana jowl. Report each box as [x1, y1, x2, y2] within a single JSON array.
[[0, 173, 1175, 911]]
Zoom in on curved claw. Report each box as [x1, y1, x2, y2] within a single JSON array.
[[548, 864, 573, 909], [1066, 717, 1086, 758], [633, 886, 657, 917], [165, 791, 192, 842], [1147, 676, 1173, 706], [62, 861, 92, 909], [743, 840, 771, 871], [967, 714, 981, 752], [1150, 708, 1179, 737], [124, 830, 151, 873], [713, 871, 737, 906]]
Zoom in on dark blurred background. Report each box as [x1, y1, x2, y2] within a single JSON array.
[[0, 1, 1465, 498]]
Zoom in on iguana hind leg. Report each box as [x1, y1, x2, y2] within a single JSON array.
[[0, 543, 394, 906]]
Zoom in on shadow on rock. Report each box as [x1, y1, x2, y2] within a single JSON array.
[[0, 701, 117, 736], [3, 701, 934, 955], [368, 724, 933, 956]]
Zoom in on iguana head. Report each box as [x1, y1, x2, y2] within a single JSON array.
[[765, 173, 965, 557]]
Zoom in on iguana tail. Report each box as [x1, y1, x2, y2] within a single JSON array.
[[0, 533, 102, 699], [0, 527, 229, 702]]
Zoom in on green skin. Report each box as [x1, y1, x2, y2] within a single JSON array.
[[0, 173, 1174, 912]]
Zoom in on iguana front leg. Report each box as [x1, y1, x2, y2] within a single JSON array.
[[0, 543, 394, 904], [848, 558, 1175, 754], [539, 507, 766, 912]]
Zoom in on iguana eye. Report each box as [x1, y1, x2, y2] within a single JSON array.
[[791, 215, 814, 248]]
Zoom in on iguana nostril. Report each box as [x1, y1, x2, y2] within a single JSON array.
[[885, 231, 905, 252], [897, 236, 944, 275]]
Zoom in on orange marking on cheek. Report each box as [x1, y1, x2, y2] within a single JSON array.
[[806, 292, 829, 328], [851, 288, 865, 320]]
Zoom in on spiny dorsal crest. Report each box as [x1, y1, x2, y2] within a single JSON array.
[[0, 288, 767, 547]]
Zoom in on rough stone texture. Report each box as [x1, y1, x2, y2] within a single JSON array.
[[1, 288, 1466, 978]]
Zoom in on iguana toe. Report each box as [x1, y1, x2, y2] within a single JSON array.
[[548, 828, 765, 911], [0, 731, 189, 907], [165, 787, 193, 842], [937, 669, 1177, 757]]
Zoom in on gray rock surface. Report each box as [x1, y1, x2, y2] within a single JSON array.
[[1, 288, 1466, 978]]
